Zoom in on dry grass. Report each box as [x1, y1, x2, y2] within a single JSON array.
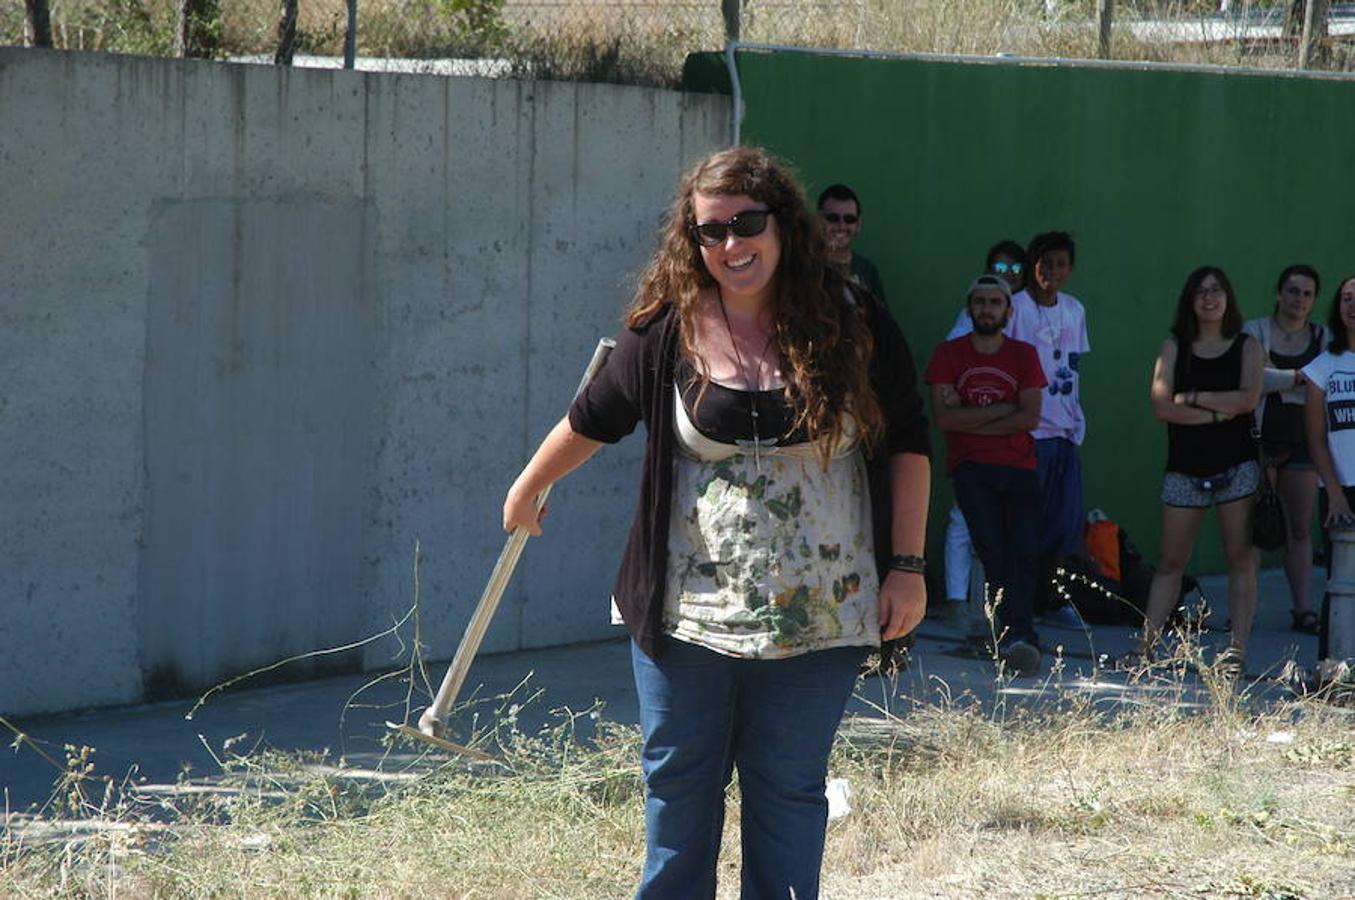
[[4, 661, 1354, 899], [3, 0, 1352, 86]]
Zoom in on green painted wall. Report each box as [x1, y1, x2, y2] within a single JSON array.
[[732, 50, 1355, 573]]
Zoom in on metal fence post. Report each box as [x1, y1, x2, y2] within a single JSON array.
[[722, 0, 741, 42], [344, 0, 357, 69], [1097, 0, 1114, 59], [1298, 0, 1329, 70], [24, 0, 52, 47]]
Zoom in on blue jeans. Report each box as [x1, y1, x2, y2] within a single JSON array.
[[952, 461, 1041, 644], [630, 639, 867, 900]]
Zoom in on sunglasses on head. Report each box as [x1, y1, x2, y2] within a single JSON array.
[[689, 209, 773, 247], [992, 261, 1024, 275], [822, 212, 859, 225]]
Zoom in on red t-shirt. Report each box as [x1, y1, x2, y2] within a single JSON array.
[[923, 336, 1046, 473]]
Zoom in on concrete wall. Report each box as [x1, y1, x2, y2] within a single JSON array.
[[0, 49, 728, 716]]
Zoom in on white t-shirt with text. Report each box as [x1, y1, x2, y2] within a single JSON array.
[[1302, 349, 1355, 486]]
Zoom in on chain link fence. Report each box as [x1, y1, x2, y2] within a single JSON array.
[[487, 0, 1353, 82], [5, 1, 1352, 82], [489, 0, 870, 83]]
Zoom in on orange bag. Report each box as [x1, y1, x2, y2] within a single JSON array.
[[1084, 519, 1121, 582]]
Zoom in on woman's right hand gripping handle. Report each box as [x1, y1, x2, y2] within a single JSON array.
[[501, 416, 605, 535], [503, 481, 547, 536]]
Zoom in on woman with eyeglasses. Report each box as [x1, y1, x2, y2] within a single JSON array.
[[1242, 265, 1326, 636], [1131, 266, 1263, 671], [501, 146, 931, 898]]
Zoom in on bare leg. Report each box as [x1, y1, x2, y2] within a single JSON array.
[[1141, 504, 1208, 653], [1276, 465, 1318, 616], [1217, 494, 1259, 654]]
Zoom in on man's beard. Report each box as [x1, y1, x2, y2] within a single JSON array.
[[971, 318, 1005, 336]]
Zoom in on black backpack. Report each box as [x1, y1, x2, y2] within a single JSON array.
[[1052, 527, 1196, 627]]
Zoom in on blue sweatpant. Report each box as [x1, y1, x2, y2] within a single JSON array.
[[1035, 437, 1086, 560]]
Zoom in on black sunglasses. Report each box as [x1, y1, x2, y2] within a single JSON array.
[[822, 212, 859, 225], [689, 209, 773, 247]]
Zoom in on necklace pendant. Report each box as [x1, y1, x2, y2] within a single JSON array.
[[1054, 349, 1062, 360], [735, 435, 777, 473]]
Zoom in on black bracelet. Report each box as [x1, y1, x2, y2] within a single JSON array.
[[888, 554, 926, 575]]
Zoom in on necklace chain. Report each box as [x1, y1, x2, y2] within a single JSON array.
[[717, 297, 778, 471], [1036, 300, 1063, 360], [1271, 314, 1308, 338]]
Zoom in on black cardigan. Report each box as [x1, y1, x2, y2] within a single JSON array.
[[568, 293, 931, 659]]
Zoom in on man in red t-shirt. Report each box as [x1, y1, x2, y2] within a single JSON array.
[[924, 275, 1047, 675]]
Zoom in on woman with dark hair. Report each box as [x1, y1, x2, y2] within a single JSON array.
[[985, 238, 1027, 295], [1131, 266, 1263, 670], [502, 146, 931, 898], [1242, 264, 1326, 635], [1302, 274, 1355, 678], [1303, 274, 1355, 528]]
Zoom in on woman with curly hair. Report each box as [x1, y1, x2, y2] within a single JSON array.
[[501, 146, 931, 898]]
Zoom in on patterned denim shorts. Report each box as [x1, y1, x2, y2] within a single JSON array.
[[1160, 460, 1261, 509]]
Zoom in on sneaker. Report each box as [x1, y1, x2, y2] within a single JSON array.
[[1042, 604, 1083, 629], [998, 639, 1042, 676]]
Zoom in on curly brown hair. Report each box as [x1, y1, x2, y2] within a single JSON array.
[[626, 146, 883, 464]]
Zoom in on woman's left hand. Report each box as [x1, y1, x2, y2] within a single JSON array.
[[879, 570, 926, 640]]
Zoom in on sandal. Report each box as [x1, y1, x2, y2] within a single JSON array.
[[1292, 609, 1320, 635], [1215, 647, 1246, 678]]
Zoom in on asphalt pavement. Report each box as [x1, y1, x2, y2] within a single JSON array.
[[2, 568, 1325, 818]]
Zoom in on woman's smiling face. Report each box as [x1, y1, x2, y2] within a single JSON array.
[[1193, 273, 1228, 324], [1339, 278, 1355, 335], [693, 192, 781, 307]]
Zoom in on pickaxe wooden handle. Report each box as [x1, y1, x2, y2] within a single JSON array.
[[416, 337, 615, 739]]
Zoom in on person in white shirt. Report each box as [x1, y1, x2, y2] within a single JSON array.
[[1303, 274, 1355, 674], [1007, 232, 1091, 625], [944, 233, 1089, 628]]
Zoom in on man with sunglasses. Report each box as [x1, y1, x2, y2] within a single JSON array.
[[817, 183, 886, 303]]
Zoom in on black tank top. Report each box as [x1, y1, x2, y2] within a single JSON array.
[[676, 357, 809, 445], [1166, 335, 1255, 477]]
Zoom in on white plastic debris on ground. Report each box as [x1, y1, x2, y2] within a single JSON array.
[[826, 778, 852, 821]]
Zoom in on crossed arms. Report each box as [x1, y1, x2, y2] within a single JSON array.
[[929, 383, 1043, 435]]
